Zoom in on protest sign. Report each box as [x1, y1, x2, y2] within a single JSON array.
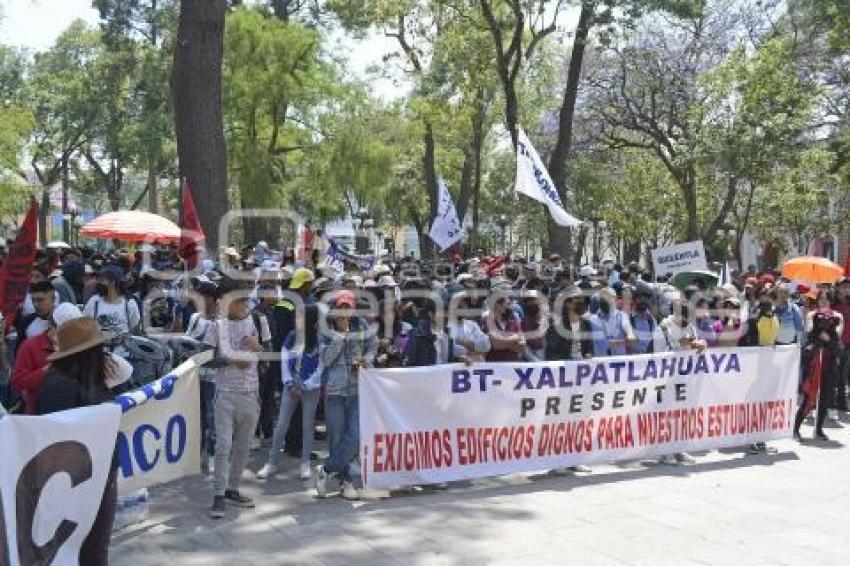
[[0, 404, 121, 566], [114, 352, 208, 495], [651, 240, 708, 276], [359, 346, 798, 488]]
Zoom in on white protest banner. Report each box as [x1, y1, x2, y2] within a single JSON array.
[[515, 127, 581, 227], [360, 346, 798, 488], [0, 404, 121, 566], [429, 178, 463, 252], [651, 240, 708, 276], [114, 352, 209, 495]]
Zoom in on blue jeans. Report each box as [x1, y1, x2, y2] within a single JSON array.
[[268, 388, 320, 465], [324, 394, 360, 483]]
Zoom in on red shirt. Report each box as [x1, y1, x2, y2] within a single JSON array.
[[11, 333, 53, 414]]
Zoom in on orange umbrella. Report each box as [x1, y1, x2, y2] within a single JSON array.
[[80, 210, 181, 244], [781, 256, 844, 284]]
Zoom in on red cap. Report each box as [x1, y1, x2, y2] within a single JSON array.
[[796, 283, 811, 295], [333, 290, 357, 309]]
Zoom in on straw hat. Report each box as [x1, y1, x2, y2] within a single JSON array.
[[47, 318, 114, 361]]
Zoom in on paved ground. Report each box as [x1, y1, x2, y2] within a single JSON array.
[[111, 416, 850, 566]]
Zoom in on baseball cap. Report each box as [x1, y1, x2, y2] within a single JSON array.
[[289, 267, 315, 290], [52, 302, 83, 327], [333, 290, 357, 308]]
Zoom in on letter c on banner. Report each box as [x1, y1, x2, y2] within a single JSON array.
[[133, 424, 161, 472], [15, 441, 92, 566]]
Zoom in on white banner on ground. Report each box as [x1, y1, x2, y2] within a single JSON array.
[[114, 353, 208, 495], [651, 240, 708, 276], [359, 346, 799, 488], [429, 178, 463, 252], [0, 404, 122, 566], [515, 127, 581, 228]]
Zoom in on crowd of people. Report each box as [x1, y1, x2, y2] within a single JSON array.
[[1, 242, 847, 529]]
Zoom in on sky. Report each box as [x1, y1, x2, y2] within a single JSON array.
[[0, 0, 402, 98], [0, 0, 100, 52]]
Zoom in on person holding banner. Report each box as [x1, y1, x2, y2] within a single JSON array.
[[545, 286, 592, 362], [316, 290, 377, 500], [258, 304, 323, 481], [35, 317, 126, 565], [481, 288, 524, 362]]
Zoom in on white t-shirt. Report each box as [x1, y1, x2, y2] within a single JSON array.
[[83, 296, 141, 334], [569, 320, 582, 360], [202, 314, 271, 394], [25, 317, 50, 339]]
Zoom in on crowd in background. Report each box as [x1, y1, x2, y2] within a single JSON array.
[[2, 241, 848, 522]]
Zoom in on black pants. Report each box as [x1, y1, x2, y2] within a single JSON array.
[[837, 350, 850, 410], [80, 466, 117, 566], [258, 363, 280, 439], [794, 383, 830, 435]]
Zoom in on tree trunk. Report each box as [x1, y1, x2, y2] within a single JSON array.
[[38, 188, 49, 247], [147, 159, 158, 214], [61, 155, 70, 242], [545, 0, 594, 262], [172, 0, 229, 250], [456, 87, 488, 225], [420, 123, 440, 260]]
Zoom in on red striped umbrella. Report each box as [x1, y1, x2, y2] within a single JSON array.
[[80, 210, 181, 244]]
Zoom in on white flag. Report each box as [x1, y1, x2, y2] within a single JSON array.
[[515, 127, 581, 227], [429, 178, 463, 251]]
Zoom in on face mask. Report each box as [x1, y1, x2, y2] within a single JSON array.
[[95, 283, 109, 296]]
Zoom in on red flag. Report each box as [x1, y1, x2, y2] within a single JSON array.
[[483, 254, 509, 277], [179, 180, 206, 270], [299, 225, 314, 261], [0, 198, 38, 332], [801, 348, 823, 417]]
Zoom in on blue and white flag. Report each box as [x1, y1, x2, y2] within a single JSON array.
[[325, 237, 375, 272], [429, 178, 463, 252], [515, 127, 581, 227]]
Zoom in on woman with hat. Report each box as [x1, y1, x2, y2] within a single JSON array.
[[35, 317, 126, 565]]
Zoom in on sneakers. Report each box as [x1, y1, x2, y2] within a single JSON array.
[[209, 496, 225, 519], [748, 443, 764, 454], [341, 481, 362, 500], [815, 430, 829, 441], [300, 462, 312, 481], [658, 454, 679, 465], [224, 489, 255, 508], [256, 463, 278, 480], [674, 453, 696, 464], [316, 465, 332, 498], [569, 465, 592, 473]]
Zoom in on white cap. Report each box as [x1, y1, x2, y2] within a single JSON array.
[[378, 275, 397, 288], [201, 259, 215, 272], [455, 273, 474, 284], [52, 303, 83, 327], [579, 265, 597, 277]]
